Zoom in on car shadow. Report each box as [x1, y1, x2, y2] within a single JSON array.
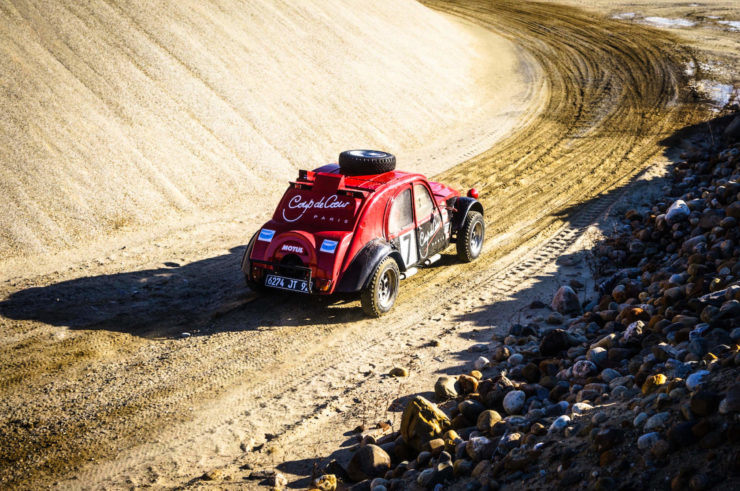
[[0, 246, 367, 338]]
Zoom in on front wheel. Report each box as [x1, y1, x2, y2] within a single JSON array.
[[457, 211, 485, 262], [361, 257, 400, 317]]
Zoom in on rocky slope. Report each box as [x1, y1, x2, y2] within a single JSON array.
[[307, 115, 740, 490]]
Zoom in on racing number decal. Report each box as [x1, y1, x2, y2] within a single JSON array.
[[398, 230, 418, 267]]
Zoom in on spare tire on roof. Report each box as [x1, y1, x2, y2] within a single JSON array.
[[338, 150, 396, 175]]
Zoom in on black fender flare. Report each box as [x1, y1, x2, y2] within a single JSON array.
[[336, 239, 404, 293], [241, 232, 259, 276], [449, 197, 484, 237]]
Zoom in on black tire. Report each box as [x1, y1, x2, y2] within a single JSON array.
[[457, 211, 485, 262], [360, 256, 400, 317], [243, 235, 270, 293], [338, 150, 396, 176]]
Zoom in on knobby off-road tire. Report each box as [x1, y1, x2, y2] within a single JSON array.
[[361, 256, 400, 317], [457, 211, 485, 262], [338, 150, 396, 176]]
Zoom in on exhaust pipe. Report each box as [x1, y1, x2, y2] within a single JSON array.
[[424, 254, 441, 266]]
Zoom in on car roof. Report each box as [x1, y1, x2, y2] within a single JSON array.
[[298, 164, 425, 194]]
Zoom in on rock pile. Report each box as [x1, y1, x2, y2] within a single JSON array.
[[314, 120, 740, 490]]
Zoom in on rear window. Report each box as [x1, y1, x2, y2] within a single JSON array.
[[274, 187, 362, 231]]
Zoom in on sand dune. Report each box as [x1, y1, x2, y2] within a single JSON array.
[[0, 0, 527, 260]]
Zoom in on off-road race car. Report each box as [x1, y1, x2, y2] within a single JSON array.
[[241, 150, 484, 317]]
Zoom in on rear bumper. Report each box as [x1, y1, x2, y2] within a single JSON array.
[[246, 258, 335, 294]]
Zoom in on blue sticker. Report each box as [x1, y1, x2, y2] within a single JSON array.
[[258, 229, 275, 242], [320, 239, 338, 254]]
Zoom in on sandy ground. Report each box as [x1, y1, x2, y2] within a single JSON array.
[[0, 0, 530, 263], [0, 0, 736, 489]]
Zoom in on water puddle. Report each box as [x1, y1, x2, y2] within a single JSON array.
[[642, 16, 696, 28], [717, 20, 740, 31]]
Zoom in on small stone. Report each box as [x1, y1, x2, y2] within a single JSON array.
[[493, 346, 511, 362], [688, 473, 712, 491], [547, 312, 564, 325], [453, 459, 473, 477], [587, 347, 608, 367], [347, 445, 391, 482], [644, 412, 671, 431], [650, 439, 670, 459], [434, 376, 458, 401], [427, 438, 445, 456], [642, 374, 667, 395], [593, 427, 623, 452], [591, 412, 608, 425], [476, 410, 502, 433], [719, 383, 740, 414], [637, 432, 660, 451], [180, 332, 191, 338], [313, 474, 337, 491], [539, 329, 569, 356], [389, 367, 408, 377], [202, 469, 223, 481], [573, 360, 598, 378], [503, 390, 526, 415], [458, 399, 486, 421], [271, 471, 288, 489], [465, 436, 495, 461], [572, 402, 593, 415], [457, 375, 478, 394], [600, 368, 621, 383], [686, 370, 710, 391], [622, 321, 645, 343], [508, 353, 524, 365], [633, 412, 648, 428], [416, 468, 435, 488], [690, 391, 721, 416], [551, 286, 581, 314], [473, 357, 489, 371], [549, 415, 570, 433], [666, 199, 690, 224]]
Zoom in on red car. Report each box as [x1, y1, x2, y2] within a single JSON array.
[[241, 150, 484, 316]]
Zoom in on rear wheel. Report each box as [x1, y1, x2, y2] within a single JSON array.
[[457, 211, 485, 262], [361, 256, 400, 317]]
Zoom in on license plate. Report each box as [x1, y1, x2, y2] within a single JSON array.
[[264, 274, 310, 293]]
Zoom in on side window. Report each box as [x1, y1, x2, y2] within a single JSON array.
[[414, 183, 435, 219], [388, 188, 413, 236]]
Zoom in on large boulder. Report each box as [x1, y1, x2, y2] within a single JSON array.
[[551, 286, 581, 315], [346, 444, 391, 482], [539, 329, 569, 356], [400, 396, 451, 451], [666, 199, 690, 224]]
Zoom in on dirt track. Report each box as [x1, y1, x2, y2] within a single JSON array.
[[0, 1, 710, 488]]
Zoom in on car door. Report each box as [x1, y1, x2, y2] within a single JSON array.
[[413, 182, 446, 262], [386, 187, 418, 268]]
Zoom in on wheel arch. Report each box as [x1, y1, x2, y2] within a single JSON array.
[[450, 197, 484, 237], [336, 239, 405, 293]]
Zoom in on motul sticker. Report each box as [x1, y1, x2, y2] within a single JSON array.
[[320, 239, 338, 254], [258, 229, 275, 242], [281, 244, 305, 254]]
